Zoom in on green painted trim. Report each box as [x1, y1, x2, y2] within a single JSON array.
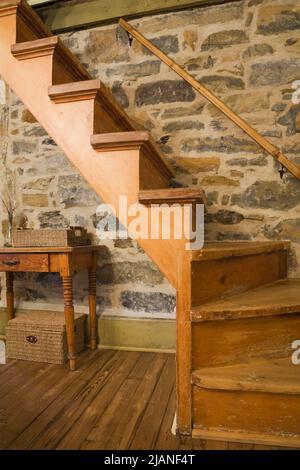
[[36, 0, 240, 33], [0, 308, 176, 352], [0, 309, 8, 337], [28, 0, 53, 5], [98, 345, 175, 354], [98, 316, 175, 352]]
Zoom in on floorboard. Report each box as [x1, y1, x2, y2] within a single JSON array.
[[0, 350, 289, 450]]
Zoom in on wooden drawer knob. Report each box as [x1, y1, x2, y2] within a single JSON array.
[[1, 260, 20, 267]]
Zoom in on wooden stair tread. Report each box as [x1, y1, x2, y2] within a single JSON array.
[[192, 357, 300, 394], [91, 131, 175, 180], [191, 278, 300, 321], [0, 0, 30, 7], [11, 36, 90, 81], [48, 79, 102, 102], [11, 35, 58, 57], [91, 130, 151, 149], [0, 0, 50, 39], [191, 240, 290, 261], [0, 0, 23, 6], [49, 80, 134, 131], [139, 188, 206, 205]]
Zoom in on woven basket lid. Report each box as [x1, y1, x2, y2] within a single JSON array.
[[7, 312, 87, 332]]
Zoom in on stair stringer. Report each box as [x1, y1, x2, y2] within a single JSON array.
[[0, 6, 194, 288]]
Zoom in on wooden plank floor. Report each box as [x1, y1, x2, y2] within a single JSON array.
[[0, 350, 288, 450]]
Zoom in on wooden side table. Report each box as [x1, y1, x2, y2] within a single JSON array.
[[0, 245, 103, 371]]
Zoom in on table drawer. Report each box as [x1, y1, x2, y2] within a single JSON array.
[[0, 254, 49, 272]]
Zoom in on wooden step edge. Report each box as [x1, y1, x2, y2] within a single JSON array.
[[49, 80, 135, 132], [0, 0, 26, 18], [11, 35, 89, 82], [91, 131, 175, 180], [191, 278, 300, 322], [0, 0, 51, 40], [90, 82, 173, 173], [192, 357, 300, 395], [95, 79, 174, 141], [48, 79, 102, 103], [192, 427, 300, 449], [0, 0, 22, 9], [1, 0, 51, 41], [0, 3, 19, 17], [139, 188, 206, 205], [11, 35, 58, 59], [191, 303, 300, 322], [91, 131, 151, 151], [191, 240, 290, 262]]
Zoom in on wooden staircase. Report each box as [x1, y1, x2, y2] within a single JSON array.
[[1, 0, 300, 449]]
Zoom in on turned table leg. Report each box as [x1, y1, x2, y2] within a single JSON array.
[[6, 272, 14, 321], [62, 276, 76, 371], [88, 267, 97, 350]]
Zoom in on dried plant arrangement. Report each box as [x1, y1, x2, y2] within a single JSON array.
[[0, 164, 17, 247]]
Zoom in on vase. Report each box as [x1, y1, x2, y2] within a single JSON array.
[[4, 213, 13, 247]]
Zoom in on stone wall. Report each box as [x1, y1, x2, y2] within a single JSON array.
[[0, 0, 300, 319]]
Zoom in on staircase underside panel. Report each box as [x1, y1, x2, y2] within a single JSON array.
[[0, 12, 185, 287]]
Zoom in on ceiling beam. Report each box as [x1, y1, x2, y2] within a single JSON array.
[[35, 0, 240, 33]]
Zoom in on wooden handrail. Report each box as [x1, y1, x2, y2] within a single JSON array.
[[119, 18, 300, 182]]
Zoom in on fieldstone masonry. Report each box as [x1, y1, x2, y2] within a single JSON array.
[[0, 0, 300, 319]]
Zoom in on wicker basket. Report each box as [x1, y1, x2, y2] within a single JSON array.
[[6, 312, 86, 364], [13, 227, 89, 248]]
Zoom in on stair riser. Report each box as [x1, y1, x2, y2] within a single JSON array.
[[140, 152, 172, 190], [49, 88, 130, 135], [191, 250, 287, 307], [193, 387, 300, 437], [16, 15, 39, 43], [92, 136, 172, 189], [52, 51, 85, 85], [12, 44, 86, 86], [16, 12, 47, 43], [0, 3, 48, 44], [94, 100, 125, 134], [192, 314, 300, 368]]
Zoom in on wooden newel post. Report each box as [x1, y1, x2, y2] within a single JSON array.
[[6, 272, 14, 321], [62, 275, 76, 371]]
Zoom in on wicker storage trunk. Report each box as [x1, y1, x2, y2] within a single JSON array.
[[6, 312, 86, 364], [13, 227, 89, 248]]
